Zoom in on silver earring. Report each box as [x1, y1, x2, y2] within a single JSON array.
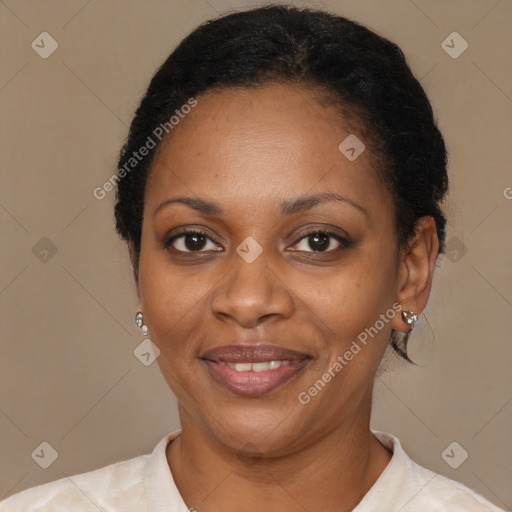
[[135, 311, 148, 336], [401, 310, 418, 330]]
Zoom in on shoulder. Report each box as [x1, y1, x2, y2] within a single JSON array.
[[368, 432, 506, 512], [0, 453, 149, 512], [405, 465, 505, 511]]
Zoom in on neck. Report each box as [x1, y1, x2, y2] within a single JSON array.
[[166, 403, 392, 511]]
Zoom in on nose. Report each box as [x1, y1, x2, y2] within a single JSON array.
[[210, 250, 295, 329]]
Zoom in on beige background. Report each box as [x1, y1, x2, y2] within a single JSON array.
[[1, 0, 511, 508]]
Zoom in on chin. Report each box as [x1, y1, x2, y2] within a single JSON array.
[[201, 402, 304, 456]]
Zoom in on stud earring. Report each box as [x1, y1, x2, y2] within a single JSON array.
[[401, 310, 418, 331], [135, 311, 148, 336]]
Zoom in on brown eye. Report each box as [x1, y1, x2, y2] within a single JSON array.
[[165, 230, 221, 253], [291, 230, 349, 253]]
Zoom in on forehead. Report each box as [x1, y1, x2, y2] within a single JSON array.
[[145, 83, 391, 219]]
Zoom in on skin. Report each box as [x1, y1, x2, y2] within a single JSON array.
[[128, 82, 439, 511]]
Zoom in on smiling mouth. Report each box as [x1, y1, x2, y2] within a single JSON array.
[[219, 360, 293, 371], [201, 344, 311, 397]]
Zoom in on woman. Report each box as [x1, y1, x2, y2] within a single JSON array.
[[1, 5, 505, 511]]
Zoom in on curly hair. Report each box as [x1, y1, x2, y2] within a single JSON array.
[[114, 5, 449, 361]]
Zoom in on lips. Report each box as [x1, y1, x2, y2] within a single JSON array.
[[201, 344, 309, 363], [201, 344, 311, 397]]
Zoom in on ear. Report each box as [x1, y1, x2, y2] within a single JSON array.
[[128, 240, 141, 301], [390, 216, 439, 333]]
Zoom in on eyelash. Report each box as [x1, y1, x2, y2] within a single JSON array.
[[163, 228, 350, 254]]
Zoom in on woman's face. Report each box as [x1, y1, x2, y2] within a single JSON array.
[[136, 83, 412, 455]]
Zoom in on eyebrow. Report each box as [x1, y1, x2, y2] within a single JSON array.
[[154, 192, 368, 218]]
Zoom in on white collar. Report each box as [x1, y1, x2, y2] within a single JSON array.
[[145, 429, 188, 511], [144, 429, 404, 511]]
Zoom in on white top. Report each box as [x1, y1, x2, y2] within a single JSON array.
[[0, 430, 505, 511]]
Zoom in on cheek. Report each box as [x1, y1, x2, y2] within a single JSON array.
[[296, 250, 396, 338], [138, 251, 217, 347]]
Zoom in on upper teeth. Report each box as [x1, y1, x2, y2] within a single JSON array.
[[220, 360, 291, 372]]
